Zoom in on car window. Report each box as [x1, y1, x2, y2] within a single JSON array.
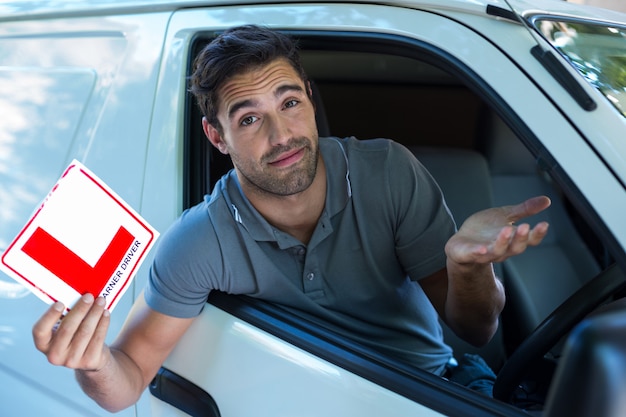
[[189, 32, 609, 305], [183, 27, 620, 414], [534, 18, 626, 117]]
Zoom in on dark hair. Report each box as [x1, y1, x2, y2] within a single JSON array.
[[189, 25, 309, 133]]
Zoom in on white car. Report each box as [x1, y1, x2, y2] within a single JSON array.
[[1, 0, 625, 416]]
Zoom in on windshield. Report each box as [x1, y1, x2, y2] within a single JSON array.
[[533, 18, 626, 117]]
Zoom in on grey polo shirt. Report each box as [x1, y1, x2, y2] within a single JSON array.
[[145, 136, 456, 374]]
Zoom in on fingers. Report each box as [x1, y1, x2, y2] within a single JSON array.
[[501, 223, 531, 257], [57, 294, 110, 369], [490, 221, 549, 262], [527, 220, 550, 245], [32, 301, 66, 353], [33, 294, 110, 370], [507, 195, 551, 223]]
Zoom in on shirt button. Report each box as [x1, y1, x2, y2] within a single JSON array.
[[307, 272, 315, 281], [297, 247, 306, 256]]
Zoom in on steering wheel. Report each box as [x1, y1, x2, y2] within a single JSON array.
[[493, 263, 626, 402]]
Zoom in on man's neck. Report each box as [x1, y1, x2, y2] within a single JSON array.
[[240, 157, 327, 245]]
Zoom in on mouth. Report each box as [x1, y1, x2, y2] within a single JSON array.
[[268, 147, 305, 168]]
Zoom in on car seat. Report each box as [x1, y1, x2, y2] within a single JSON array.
[[412, 146, 507, 372]]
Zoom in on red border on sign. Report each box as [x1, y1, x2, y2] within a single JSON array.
[[0, 163, 156, 310]]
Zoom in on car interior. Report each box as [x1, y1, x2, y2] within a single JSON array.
[[175, 30, 626, 415]]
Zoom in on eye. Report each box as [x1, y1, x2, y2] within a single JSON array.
[[240, 115, 259, 126], [284, 99, 299, 109]]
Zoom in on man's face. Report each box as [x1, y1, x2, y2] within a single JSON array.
[[209, 58, 319, 197]]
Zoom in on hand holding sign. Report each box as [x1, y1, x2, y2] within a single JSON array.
[[0, 160, 159, 312]]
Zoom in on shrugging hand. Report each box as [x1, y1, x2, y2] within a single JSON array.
[[445, 196, 551, 265]]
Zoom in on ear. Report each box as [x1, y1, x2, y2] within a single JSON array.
[[202, 117, 229, 155], [306, 80, 315, 104], [306, 80, 313, 98]]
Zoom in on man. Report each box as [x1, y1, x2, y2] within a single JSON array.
[[32, 25, 550, 412]]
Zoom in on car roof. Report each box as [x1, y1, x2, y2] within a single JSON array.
[[0, 0, 623, 24]]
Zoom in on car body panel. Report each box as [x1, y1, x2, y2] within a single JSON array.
[[0, 11, 169, 417], [0, 0, 623, 22], [153, 303, 447, 417]]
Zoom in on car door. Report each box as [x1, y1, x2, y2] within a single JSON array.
[[144, 2, 626, 416]]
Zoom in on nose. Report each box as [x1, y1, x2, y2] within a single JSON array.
[[267, 113, 292, 146]]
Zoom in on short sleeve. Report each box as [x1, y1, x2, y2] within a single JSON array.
[[144, 203, 222, 318], [387, 142, 456, 280]]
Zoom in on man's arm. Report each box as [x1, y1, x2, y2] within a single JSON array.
[[33, 292, 194, 412], [420, 265, 504, 347], [420, 196, 551, 347]]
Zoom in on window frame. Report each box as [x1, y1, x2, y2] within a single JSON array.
[[178, 28, 621, 414]]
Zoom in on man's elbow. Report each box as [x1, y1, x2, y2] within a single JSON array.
[[89, 391, 143, 414], [452, 318, 500, 348]]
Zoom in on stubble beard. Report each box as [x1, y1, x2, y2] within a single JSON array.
[[234, 136, 320, 197]]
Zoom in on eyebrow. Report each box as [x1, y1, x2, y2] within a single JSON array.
[[227, 83, 305, 120]]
